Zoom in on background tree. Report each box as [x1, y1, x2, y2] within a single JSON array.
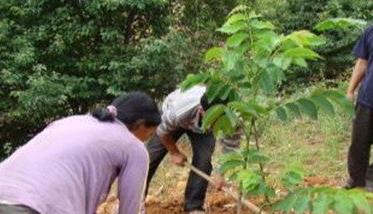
[[263, 0, 373, 81], [181, 4, 372, 213], [0, 0, 237, 158]]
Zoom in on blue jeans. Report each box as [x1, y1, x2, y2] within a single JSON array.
[[145, 129, 215, 212]]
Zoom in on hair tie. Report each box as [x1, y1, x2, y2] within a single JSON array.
[[106, 105, 118, 117]]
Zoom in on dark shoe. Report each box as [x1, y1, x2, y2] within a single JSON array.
[[365, 179, 373, 192], [187, 211, 205, 214], [342, 179, 364, 189]]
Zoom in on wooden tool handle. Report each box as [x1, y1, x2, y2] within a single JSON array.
[[184, 162, 263, 214]]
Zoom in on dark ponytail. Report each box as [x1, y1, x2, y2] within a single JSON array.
[[92, 91, 161, 128], [91, 108, 115, 122]]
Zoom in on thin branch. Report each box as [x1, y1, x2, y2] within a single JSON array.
[[237, 119, 254, 214], [124, 9, 136, 43], [252, 119, 271, 204]]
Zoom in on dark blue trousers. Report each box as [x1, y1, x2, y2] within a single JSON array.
[[145, 129, 215, 212]]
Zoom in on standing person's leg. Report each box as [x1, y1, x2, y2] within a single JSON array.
[[347, 104, 373, 187], [184, 131, 215, 212], [219, 128, 242, 154], [365, 164, 373, 191], [145, 130, 184, 196], [215, 128, 242, 189]]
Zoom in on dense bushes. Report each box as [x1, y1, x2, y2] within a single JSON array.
[[1, 0, 372, 159], [264, 0, 373, 81], [0, 0, 237, 158]]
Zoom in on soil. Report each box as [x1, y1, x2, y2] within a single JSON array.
[[145, 191, 253, 214], [98, 191, 254, 214], [97, 176, 339, 214], [303, 176, 339, 187]]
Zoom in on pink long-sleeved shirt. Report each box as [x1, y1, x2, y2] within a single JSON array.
[[0, 115, 148, 214]]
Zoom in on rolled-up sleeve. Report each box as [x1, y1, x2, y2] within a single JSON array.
[[156, 108, 180, 137]]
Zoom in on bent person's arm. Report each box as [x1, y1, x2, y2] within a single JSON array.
[[159, 132, 180, 154], [156, 112, 187, 166], [118, 146, 149, 214]]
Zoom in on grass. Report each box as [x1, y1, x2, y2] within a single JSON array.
[[262, 110, 352, 186], [148, 110, 354, 200], [101, 109, 356, 213]]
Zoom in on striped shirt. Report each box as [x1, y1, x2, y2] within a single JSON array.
[[156, 85, 206, 136], [156, 85, 241, 152]]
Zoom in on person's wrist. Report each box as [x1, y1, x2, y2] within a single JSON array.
[[347, 90, 354, 95], [170, 150, 181, 155]]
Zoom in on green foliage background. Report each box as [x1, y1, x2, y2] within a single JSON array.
[[264, 0, 373, 81], [180, 4, 371, 213], [0, 0, 238, 158], [0, 0, 372, 159]]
